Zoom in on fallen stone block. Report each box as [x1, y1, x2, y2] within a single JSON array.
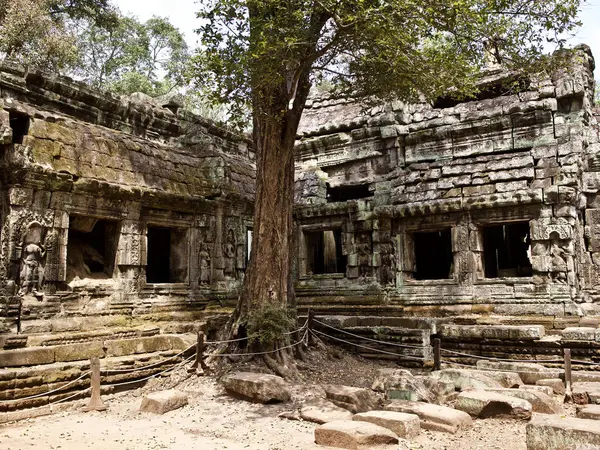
[[139, 389, 188, 414], [520, 385, 554, 396], [455, 391, 532, 420], [572, 382, 600, 405], [222, 372, 291, 403], [353, 410, 420, 439], [526, 414, 600, 449], [300, 398, 352, 424], [314, 420, 399, 449], [384, 400, 472, 434], [482, 388, 562, 414], [476, 360, 562, 385], [577, 404, 600, 420], [535, 379, 565, 395], [323, 385, 380, 413], [432, 368, 522, 390], [372, 368, 437, 403]]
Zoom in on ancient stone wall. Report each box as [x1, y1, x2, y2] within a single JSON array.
[[294, 46, 597, 333], [0, 64, 255, 338]]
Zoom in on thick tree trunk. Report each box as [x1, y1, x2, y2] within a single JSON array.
[[235, 103, 298, 326]]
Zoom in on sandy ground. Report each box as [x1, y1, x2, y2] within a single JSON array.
[[0, 348, 567, 450]]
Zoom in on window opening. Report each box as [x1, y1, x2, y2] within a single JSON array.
[[67, 217, 118, 281], [305, 229, 346, 275], [482, 222, 532, 278], [9, 111, 30, 144], [413, 229, 453, 280], [327, 184, 373, 203]]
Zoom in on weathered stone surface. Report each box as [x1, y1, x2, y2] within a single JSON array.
[[384, 400, 472, 434], [526, 415, 600, 450], [572, 382, 600, 405], [323, 385, 380, 413], [481, 388, 562, 414], [561, 327, 597, 340], [440, 325, 545, 341], [299, 398, 353, 424], [455, 391, 532, 420], [139, 389, 188, 414], [536, 379, 566, 395], [372, 368, 437, 403], [314, 420, 399, 449], [577, 404, 600, 420], [520, 385, 554, 396], [432, 369, 522, 390], [476, 360, 562, 385], [353, 410, 420, 439], [0, 347, 55, 368], [222, 372, 291, 403]]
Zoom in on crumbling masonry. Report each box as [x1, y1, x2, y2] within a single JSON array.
[[1, 46, 600, 410]]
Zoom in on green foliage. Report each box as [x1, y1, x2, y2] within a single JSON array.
[[246, 305, 295, 347], [0, 0, 116, 70], [73, 12, 189, 96], [192, 0, 583, 127]]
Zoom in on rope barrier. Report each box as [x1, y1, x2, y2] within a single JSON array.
[[0, 370, 92, 403], [105, 354, 195, 388], [312, 319, 427, 350], [50, 387, 91, 406], [311, 329, 427, 362], [103, 343, 197, 374], [210, 330, 309, 358], [205, 320, 308, 345]]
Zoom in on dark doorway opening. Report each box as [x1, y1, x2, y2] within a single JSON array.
[[9, 111, 30, 144], [146, 227, 171, 283], [305, 229, 347, 275], [482, 222, 532, 278], [413, 229, 453, 280], [67, 218, 119, 281], [327, 184, 373, 202]]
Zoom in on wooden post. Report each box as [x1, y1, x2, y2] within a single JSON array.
[[307, 309, 315, 346], [564, 348, 572, 401], [433, 338, 441, 371], [83, 357, 106, 412], [189, 331, 207, 376]]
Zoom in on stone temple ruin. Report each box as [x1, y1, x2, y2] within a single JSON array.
[[1, 45, 600, 410]]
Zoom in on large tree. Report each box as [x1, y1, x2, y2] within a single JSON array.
[[0, 0, 116, 70], [195, 0, 581, 354]]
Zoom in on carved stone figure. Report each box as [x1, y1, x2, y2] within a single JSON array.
[[199, 245, 211, 285], [224, 229, 236, 278], [18, 224, 46, 296]]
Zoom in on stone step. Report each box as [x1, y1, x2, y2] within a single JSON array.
[[384, 400, 472, 434], [0, 334, 191, 368], [440, 324, 545, 341], [0, 350, 188, 409], [526, 415, 600, 449]]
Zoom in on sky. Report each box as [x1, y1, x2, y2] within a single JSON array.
[[114, 0, 600, 65]]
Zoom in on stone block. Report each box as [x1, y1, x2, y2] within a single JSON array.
[[432, 369, 522, 390], [324, 385, 380, 413], [384, 400, 472, 434], [526, 415, 600, 450], [353, 410, 420, 439], [371, 368, 437, 403], [314, 420, 399, 449], [520, 385, 554, 396], [299, 398, 353, 424], [476, 360, 562, 385], [104, 336, 179, 357], [562, 327, 596, 341], [222, 372, 291, 403], [455, 391, 532, 420], [577, 404, 600, 420], [481, 388, 562, 414], [139, 389, 188, 414], [53, 342, 105, 363], [572, 382, 600, 405], [536, 379, 565, 395], [440, 324, 545, 341], [0, 347, 55, 368]]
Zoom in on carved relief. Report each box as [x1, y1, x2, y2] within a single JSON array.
[[18, 223, 46, 296], [223, 229, 236, 278]]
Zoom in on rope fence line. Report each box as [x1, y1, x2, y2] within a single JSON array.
[[105, 354, 196, 388], [311, 329, 427, 362], [0, 370, 92, 403], [103, 342, 197, 374], [313, 318, 427, 350], [211, 330, 309, 358]]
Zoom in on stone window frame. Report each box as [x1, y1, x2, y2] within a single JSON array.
[[142, 211, 193, 288], [298, 220, 347, 279], [471, 209, 535, 283], [399, 223, 458, 285], [61, 210, 123, 289]]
